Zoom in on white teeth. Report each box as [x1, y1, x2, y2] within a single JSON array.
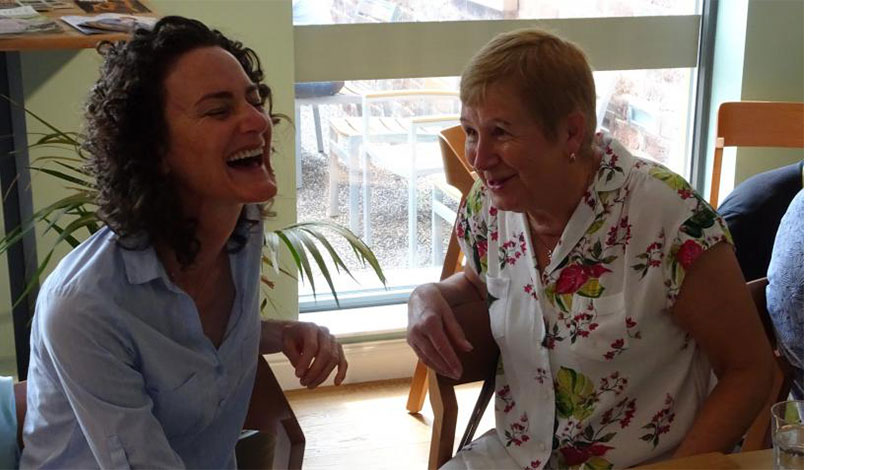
[[227, 147, 263, 162]]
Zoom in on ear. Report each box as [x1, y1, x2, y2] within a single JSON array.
[[563, 110, 588, 154]]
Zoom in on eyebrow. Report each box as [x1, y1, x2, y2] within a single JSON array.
[[195, 85, 260, 106]]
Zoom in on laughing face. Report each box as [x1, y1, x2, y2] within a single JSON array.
[[161, 46, 277, 215], [461, 81, 580, 214]]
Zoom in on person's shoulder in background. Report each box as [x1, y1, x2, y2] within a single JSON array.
[[717, 161, 803, 280], [765, 189, 804, 398]]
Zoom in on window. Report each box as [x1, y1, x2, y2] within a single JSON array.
[[293, 1, 706, 335]]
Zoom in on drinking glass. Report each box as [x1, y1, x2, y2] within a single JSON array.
[[771, 400, 803, 470]]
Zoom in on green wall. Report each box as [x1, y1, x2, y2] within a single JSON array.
[[705, 0, 804, 196], [736, 0, 804, 183]]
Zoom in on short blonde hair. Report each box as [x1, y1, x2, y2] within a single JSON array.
[[460, 28, 597, 144]]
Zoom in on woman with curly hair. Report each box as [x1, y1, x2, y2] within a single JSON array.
[[20, 16, 346, 468]]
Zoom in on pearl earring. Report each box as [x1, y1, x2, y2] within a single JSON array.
[[569, 152, 577, 163]]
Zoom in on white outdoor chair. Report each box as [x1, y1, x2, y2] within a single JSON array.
[[326, 90, 460, 252]]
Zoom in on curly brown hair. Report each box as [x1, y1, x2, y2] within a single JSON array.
[[83, 16, 276, 267]]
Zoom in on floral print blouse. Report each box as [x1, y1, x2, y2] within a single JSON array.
[[455, 133, 732, 469]]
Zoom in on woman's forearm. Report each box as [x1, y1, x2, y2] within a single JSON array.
[[673, 365, 772, 457]]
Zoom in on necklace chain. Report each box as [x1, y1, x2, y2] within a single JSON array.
[[532, 231, 559, 262]]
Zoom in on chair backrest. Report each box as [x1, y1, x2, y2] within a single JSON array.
[[437, 125, 476, 281], [741, 277, 794, 451], [709, 101, 804, 208], [242, 356, 306, 470]]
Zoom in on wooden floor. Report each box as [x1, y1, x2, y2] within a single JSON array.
[[286, 378, 495, 469]]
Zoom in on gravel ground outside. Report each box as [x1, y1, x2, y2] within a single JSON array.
[[293, 105, 456, 294]]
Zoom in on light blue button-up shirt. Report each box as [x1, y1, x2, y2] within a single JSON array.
[[20, 209, 263, 469]]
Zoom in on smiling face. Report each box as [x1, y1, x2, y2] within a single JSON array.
[[161, 46, 276, 216], [461, 81, 585, 215]]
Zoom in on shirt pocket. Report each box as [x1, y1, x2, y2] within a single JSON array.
[[485, 276, 510, 341], [150, 371, 217, 439], [570, 292, 632, 362]]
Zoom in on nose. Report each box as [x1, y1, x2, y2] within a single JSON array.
[[241, 103, 270, 134], [468, 134, 495, 171]]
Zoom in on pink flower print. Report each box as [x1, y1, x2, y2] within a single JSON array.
[[524, 460, 541, 470], [641, 394, 676, 448], [556, 265, 588, 294], [523, 284, 538, 300], [584, 263, 611, 279], [489, 206, 498, 216], [503, 414, 531, 447], [497, 385, 515, 413], [558, 443, 614, 466], [455, 221, 465, 238], [676, 240, 704, 269], [534, 368, 548, 384], [490, 231, 498, 241], [621, 399, 637, 428], [603, 338, 627, 360], [626, 318, 637, 328], [476, 240, 487, 258], [677, 187, 693, 199]]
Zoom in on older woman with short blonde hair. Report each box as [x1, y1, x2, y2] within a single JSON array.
[[408, 28, 772, 469]]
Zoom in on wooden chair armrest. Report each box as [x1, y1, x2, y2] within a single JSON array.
[[436, 296, 499, 386]]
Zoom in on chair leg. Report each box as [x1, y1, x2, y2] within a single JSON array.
[[327, 151, 340, 218], [313, 105, 325, 155], [406, 359, 429, 413], [427, 369, 457, 470]]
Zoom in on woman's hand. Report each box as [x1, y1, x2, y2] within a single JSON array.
[[261, 320, 348, 388], [407, 269, 485, 379]]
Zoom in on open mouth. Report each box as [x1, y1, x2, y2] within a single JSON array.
[[226, 147, 264, 169], [486, 174, 515, 189]]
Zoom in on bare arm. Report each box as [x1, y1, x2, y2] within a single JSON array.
[[671, 242, 774, 457], [407, 265, 487, 379]]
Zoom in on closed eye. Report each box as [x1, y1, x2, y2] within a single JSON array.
[[205, 106, 231, 118]]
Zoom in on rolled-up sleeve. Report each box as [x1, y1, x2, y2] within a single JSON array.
[[28, 288, 184, 469]]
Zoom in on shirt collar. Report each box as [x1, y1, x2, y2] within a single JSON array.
[[592, 132, 634, 194], [118, 235, 169, 286]]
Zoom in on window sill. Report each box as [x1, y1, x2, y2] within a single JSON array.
[[299, 301, 408, 343]]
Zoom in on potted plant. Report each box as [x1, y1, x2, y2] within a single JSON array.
[[0, 103, 385, 314]]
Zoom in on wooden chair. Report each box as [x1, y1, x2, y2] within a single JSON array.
[[709, 101, 804, 208], [239, 355, 306, 470], [406, 124, 476, 415], [740, 277, 794, 451], [426, 297, 499, 470]]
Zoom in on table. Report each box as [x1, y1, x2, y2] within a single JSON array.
[[633, 449, 774, 469], [1, 0, 155, 378]]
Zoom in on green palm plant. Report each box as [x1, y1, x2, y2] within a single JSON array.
[[1, 103, 386, 313]]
